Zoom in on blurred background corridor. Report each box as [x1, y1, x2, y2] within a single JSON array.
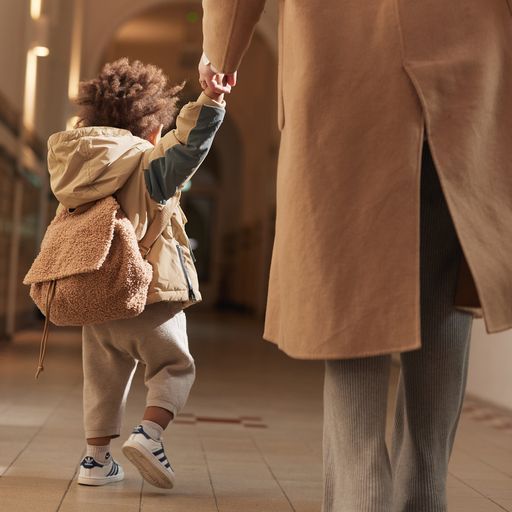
[[0, 1, 511, 510]]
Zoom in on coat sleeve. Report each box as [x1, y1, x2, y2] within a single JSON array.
[[143, 92, 225, 203], [202, 0, 267, 73]]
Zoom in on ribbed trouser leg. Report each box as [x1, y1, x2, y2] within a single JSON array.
[[322, 144, 473, 512], [323, 355, 393, 512], [391, 145, 473, 511]]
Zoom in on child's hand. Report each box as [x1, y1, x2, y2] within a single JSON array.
[[204, 86, 225, 103]]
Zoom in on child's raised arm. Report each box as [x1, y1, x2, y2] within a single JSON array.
[[142, 92, 225, 203]]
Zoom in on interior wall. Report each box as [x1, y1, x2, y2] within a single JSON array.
[[467, 320, 512, 411], [0, 0, 27, 111], [35, 0, 76, 139], [0, 1, 29, 339], [0, 0, 78, 338], [0, 0, 74, 141]]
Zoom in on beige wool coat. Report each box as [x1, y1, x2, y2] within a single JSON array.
[[203, 0, 512, 359]]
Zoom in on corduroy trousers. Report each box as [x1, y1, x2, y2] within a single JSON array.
[[323, 144, 474, 512]]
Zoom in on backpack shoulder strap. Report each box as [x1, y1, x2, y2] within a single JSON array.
[[138, 197, 178, 258]]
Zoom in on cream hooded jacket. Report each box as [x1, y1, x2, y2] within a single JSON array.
[[47, 92, 225, 308]]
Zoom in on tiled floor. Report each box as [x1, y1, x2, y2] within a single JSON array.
[[0, 311, 511, 511]]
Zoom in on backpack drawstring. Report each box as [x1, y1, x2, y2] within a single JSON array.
[[35, 280, 56, 379]]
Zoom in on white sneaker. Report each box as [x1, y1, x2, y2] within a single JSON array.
[[122, 425, 175, 489], [77, 452, 124, 486]]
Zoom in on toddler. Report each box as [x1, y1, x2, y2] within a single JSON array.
[[46, 58, 226, 488]]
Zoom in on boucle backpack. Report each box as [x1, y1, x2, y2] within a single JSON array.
[[23, 195, 173, 378]]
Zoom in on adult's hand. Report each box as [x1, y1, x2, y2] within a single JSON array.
[[198, 53, 237, 95]]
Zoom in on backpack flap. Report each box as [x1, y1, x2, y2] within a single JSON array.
[[23, 196, 119, 285]]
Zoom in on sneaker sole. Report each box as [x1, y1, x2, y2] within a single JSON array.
[[77, 470, 124, 486], [122, 441, 175, 489]]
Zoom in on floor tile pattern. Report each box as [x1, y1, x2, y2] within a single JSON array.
[[0, 312, 510, 511], [175, 414, 267, 429], [463, 398, 512, 434]]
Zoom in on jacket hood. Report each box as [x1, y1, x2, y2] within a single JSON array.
[[48, 126, 151, 209]]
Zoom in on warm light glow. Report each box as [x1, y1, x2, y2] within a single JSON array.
[[23, 50, 38, 130], [68, 0, 83, 100], [23, 46, 49, 130], [31, 0, 42, 19], [33, 45, 49, 57], [66, 116, 79, 131]]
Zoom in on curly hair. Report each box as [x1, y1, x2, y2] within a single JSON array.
[[75, 58, 184, 140]]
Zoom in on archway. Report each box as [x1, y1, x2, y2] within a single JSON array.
[[81, 0, 277, 82], [90, 0, 279, 311]]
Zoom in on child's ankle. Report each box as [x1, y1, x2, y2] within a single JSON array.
[[140, 419, 164, 441]]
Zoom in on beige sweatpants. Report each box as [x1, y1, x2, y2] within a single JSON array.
[[82, 302, 195, 439]]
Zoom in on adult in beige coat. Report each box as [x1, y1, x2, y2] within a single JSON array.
[[200, 1, 512, 510]]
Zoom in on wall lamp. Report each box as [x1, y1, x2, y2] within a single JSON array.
[[31, 13, 50, 58], [32, 45, 50, 57]]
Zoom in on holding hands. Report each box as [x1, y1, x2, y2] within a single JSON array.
[[198, 53, 237, 102]]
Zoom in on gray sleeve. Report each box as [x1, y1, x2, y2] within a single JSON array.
[[144, 105, 225, 203]]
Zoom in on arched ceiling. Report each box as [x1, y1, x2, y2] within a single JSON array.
[[81, 0, 278, 79], [81, 0, 280, 234]]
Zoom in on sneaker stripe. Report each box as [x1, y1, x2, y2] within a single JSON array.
[[164, 462, 171, 469], [153, 448, 165, 456], [81, 456, 104, 469], [106, 462, 116, 477], [113, 461, 120, 476], [132, 425, 152, 440], [158, 455, 167, 462]]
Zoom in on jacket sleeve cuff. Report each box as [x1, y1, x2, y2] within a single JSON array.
[[197, 91, 226, 109]]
